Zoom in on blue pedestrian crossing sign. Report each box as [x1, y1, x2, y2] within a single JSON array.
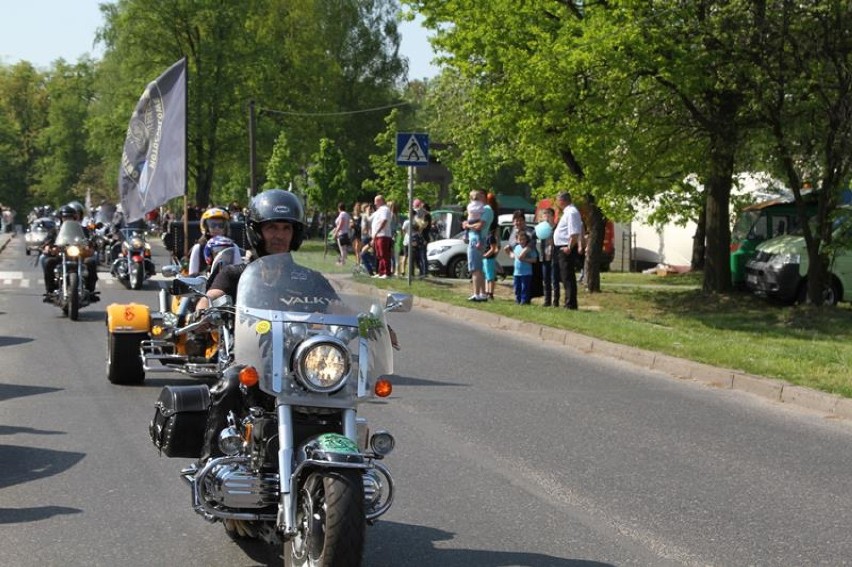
[[396, 133, 429, 166]]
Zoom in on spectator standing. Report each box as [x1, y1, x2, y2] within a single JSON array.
[[510, 231, 538, 304], [482, 193, 500, 299], [351, 203, 363, 264], [388, 200, 402, 275], [412, 199, 431, 278], [463, 190, 493, 301], [504, 210, 537, 253], [2, 206, 15, 233], [398, 216, 410, 276], [539, 207, 559, 307], [361, 202, 373, 240], [371, 195, 393, 278], [553, 191, 583, 310], [332, 202, 352, 265]]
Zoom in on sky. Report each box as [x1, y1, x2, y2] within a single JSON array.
[[0, 0, 439, 80]]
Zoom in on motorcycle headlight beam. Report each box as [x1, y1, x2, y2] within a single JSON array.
[[67, 245, 81, 257], [292, 336, 350, 394]]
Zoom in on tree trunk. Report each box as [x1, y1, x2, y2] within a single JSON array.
[[584, 203, 605, 292], [691, 198, 706, 271], [702, 122, 737, 294]]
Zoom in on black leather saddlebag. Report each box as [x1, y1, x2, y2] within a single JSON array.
[[149, 385, 211, 458]]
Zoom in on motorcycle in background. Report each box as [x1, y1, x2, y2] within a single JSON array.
[[149, 253, 410, 566], [45, 220, 96, 321], [111, 228, 156, 290], [105, 246, 243, 385]]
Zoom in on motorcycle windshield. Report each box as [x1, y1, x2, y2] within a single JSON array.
[[95, 205, 116, 224], [54, 221, 88, 246], [234, 253, 393, 405], [120, 228, 146, 242]]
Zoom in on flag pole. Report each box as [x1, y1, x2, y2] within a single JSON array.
[[182, 56, 190, 260]]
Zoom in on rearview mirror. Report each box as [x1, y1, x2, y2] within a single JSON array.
[[161, 264, 181, 278], [169, 276, 207, 297], [384, 292, 413, 313]]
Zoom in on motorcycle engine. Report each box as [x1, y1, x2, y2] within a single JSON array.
[[203, 462, 279, 510]]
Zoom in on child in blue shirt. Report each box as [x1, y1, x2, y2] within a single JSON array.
[[510, 231, 537, 304]]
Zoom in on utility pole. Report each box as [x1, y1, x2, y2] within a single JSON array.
[[248, 100, 257, 197]]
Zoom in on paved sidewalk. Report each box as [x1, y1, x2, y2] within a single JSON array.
[[330, 273, 852, 424]]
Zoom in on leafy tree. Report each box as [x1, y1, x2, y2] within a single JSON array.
[[306, 138, 351, 245], [264, 131, 301, 191], [407, 0, 782, 294], [362, 109, 411, 205], [0, 62, 49, 211], [33, 59, 98, 205], [749, 0, 852, 305]]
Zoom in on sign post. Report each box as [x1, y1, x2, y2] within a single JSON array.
[[396, 133, 429, 286]]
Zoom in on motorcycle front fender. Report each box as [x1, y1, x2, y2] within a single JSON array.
[[295, 433, 366, 468]]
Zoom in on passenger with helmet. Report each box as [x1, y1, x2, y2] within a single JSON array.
[[42, 204, 99, 301], [187, 207, 230, 276]]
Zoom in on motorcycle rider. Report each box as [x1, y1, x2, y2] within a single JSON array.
[[187, 207, 230, 276], [42, 204, 99, 302], [194, 189, 339, 466]]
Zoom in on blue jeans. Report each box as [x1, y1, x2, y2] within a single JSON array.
[[514, 274, 532, 304]]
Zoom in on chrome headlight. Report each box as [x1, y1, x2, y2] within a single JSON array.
[[293, 336, 350, 393], [768, 253, 800, 269], [428, 245, 452, 257], [161, 311, 178, 328], [131, 238, 144, 249], [67, 245, 81, 257]]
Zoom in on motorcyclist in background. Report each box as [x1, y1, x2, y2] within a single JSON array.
[[187, 207, 230, 276], [42, 204, 99, 302]]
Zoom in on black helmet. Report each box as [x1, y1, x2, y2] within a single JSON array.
[[245, 189, 305, 255], [57, 205, 79, 221], [67, 201, 85, 218]]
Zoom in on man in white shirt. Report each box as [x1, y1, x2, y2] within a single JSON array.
[[553, 191, 583, 309], [371, 195, 393, 278]]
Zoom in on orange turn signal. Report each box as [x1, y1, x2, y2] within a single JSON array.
[[375, 378, 392, 398], [239, 366, 259, 387]]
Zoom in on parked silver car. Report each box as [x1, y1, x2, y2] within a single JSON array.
[[427, 214, 534, 279]]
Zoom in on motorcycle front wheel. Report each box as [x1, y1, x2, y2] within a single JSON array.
[[131, 262, 144, 290], [283, 470, 365, 567], [68, 273, 80, 321]]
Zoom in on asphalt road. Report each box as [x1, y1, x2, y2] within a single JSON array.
[[1, 233, 851, 567]]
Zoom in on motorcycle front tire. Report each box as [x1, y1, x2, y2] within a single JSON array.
[[283, 469, 365, 567], [68, 273, 80, 321], [131, 262, 144, 290]]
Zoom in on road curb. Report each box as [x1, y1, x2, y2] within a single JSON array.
[[0, 234, 13, 254], [332, 275, 850, 424]]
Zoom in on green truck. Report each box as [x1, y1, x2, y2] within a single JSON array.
[[730, 196, 818, 288]]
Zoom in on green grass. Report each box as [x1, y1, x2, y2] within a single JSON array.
[[298, 240, 852, 397]]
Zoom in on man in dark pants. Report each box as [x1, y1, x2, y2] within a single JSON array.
[[552, 192, 583, 310]]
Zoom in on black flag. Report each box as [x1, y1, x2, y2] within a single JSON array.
[[118, 58, 186, 222]]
